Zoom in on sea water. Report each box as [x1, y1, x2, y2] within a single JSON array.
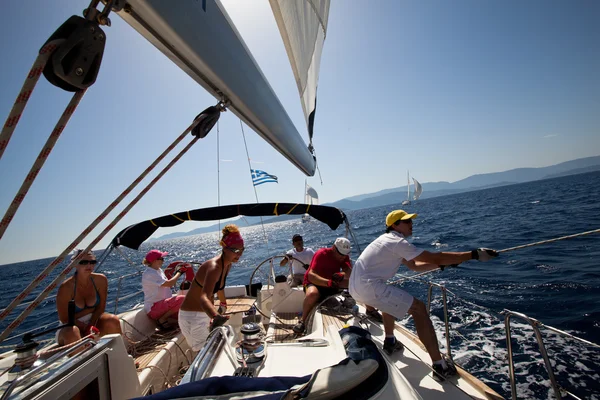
[[1, 171, 599, 399]]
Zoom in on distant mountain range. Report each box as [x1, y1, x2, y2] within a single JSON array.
[[152, 155, 600, 240]]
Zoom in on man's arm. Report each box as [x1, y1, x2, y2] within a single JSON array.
[[402, 258, 442, 273], [412, 250, 473, 267], [307, 269, 331, 287]]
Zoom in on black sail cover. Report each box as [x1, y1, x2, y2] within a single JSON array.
[[112, 203, 347, 250]]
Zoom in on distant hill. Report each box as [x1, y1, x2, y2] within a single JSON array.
[[154, 155, 600, 239], [542, 164, 600, 180]]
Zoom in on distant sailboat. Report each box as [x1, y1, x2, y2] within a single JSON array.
[[412, 177, 423, 200], [401, 170, 411, 206], [302, 181, 319, 222]]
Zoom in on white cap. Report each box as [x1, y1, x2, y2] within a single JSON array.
[[334, 237, 351, 255]]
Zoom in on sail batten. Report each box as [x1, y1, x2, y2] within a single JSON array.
[[270, 0, 330, 142]]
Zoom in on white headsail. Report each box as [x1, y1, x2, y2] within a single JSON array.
[[270, 0, 330, 146], [115, 0, 330, 176], [413, 178, 423, 201]]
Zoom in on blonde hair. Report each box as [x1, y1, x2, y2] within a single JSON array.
[[220, 224, 240, 245], [71, 249, 94, 262]]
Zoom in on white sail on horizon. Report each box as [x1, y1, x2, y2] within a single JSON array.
[[305, 183, 319, 205], [413, 178, 423, 201]]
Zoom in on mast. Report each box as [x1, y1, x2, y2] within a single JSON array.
[[407, 170, 410, 201]]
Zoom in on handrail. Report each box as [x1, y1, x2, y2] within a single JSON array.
[[500, 309, 600, 400], [1, 338, 96, 400], [113, 271, 142, 314], [2, 272, 142, 313], [502, 309, 561, 399], [190, 327, 227, 381], [425, 282, 452, 360]]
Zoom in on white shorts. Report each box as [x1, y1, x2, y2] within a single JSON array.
[[350, 280, 414, 318], [178, 310, 210, 352], [56, 313, 93, 343]]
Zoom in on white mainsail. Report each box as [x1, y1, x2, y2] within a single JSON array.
[[412, 177, 423, 201], [305, 183, 319, 205], [116, 0, 330, 176]]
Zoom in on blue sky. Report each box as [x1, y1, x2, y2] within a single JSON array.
[[0, 0, 598, 264]]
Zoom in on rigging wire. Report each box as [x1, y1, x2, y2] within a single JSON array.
[[217, 119, 221, 236], [0, 40, 65, 161], [0, 135, 203, 343], [497, 228, 600, 253], [0, 121, 201, 326], [0, 88, 86, 241], [239, 120, 271, 254]]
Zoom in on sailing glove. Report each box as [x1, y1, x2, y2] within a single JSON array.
[[210, 314, 229, 331], [218, 302, 228, 315], [471, 248, 498, 262], [327, 279, 338, 288], [332, 272, 345, 283]]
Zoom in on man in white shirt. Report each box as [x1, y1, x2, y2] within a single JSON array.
[[349, 210, 498, 381], [280, 234, 315, 287]]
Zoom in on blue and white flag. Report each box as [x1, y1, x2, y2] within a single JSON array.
[[251, 169, 278, 186]]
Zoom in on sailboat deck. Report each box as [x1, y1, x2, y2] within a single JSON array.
[[320, 307, 354, 334], [267, 312, 300, 343], [131, 328, 181, 370], [215, 297, 256, 314]]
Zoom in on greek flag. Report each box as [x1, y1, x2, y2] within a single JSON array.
[[251, 169, 278, 186]]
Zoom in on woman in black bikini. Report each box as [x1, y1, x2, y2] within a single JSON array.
[[179, 224, 244, 351], [56, 250, 122, 345]]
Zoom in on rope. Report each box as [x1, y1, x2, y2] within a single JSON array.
[[0, 40, 64, 160], [389, 268, 445, 285], [37, 332, 96, 359], [137, 365, 172, 389], [0, 90, 86, 241], [498, 228, 600, 253], [0, 135, 201, 343], [389, 227, 600, 285], [0, 121, 199, 326]]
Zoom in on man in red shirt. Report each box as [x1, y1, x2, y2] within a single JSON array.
[[293, 238, 353, 334]]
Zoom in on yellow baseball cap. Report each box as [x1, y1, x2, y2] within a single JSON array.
[[385, 210, 417, 227]]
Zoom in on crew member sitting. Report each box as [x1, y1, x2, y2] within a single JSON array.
[[142, 249, 187, 329], [293, 238, 353, 334]]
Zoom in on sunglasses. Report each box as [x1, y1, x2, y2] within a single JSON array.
[[78, 259, 97, 265], [395, 219, 413, 225], [157, 257, 164, 261], [226, 246, 245, 254]]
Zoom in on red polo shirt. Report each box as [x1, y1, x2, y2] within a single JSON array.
[[303, 247, 351, 286]]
